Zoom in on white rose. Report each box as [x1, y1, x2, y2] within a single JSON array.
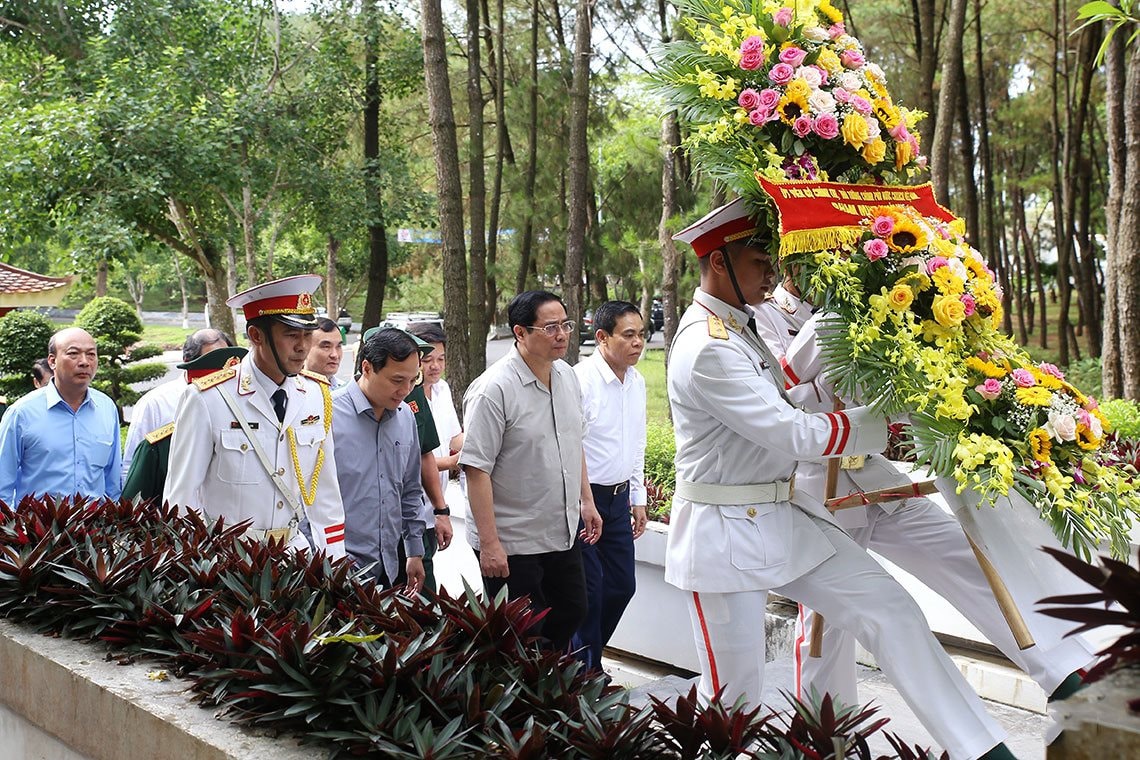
[[865, 117, 881, 139], [865, 63, 885, 81], [1047, 411, 1078, 442], [948, 257, 969, 282], [838, 72, 861, 91], [1088, 412, 1103, 439], [796, 65, 823, 89], [807, 89, 837, 114], [804, 26, 828, 42]]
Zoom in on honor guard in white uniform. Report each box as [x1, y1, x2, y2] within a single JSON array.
[[667, 199, 1016, 760], [164, 275, 346, 559], [778, 310, 1094, 707]]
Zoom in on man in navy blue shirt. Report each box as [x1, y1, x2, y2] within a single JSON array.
[[0, 327, 122, 506]]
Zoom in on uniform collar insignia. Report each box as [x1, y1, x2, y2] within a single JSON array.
[[725, 312, 742, 331], [238, 370, 254, 396]]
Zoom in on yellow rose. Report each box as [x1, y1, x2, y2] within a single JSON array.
[[894, 138, 914, 169], [841, 113, 869, 150], [932, 294, 966, 327], [785, 78, 811, 102], [817, 49, 842, 74], [861, 138, 887, 165], [887, 284, 914, 310]]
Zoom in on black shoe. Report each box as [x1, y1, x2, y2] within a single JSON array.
[[977, 743, 1017, 760], [1048, 671, 1085, 702]]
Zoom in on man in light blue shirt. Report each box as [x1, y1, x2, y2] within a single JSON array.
[[0, 327, 122, 505], [332, 328, 427, 592]]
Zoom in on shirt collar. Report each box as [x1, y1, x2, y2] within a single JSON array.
[[589, 349, 623, 386], [772, 284, 812, 319], [345, 379, 396, 422], [693, 288, 752, 336], [44, 379, 89, 410], [248, 357, 286, 397], [506, 345, 544, 387]]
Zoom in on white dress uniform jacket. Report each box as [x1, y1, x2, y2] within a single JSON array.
[[164, 355, 346, 559]]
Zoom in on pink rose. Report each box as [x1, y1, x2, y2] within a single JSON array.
[[758, 88, 781, 110], [1011, 368, 1036, 388], [748, 108, 774, 126], [828, 23, 846, 40], [812, 64, 829, 85], [740, 35, 764, 54], [834, 88, 851, 104], [889, 123, 911, 142], [871, 215, 894, 237], [840, 49, 865, 69], [863, 238, 889, 261], [925, 256, 949, 273], [960, 293, 976, 316], [738, 88, 761, 110], [774, 7, 793, 26], [813, 112, 840, 139], [779, 47, 808, 68], [1038, 362, 1065, 379], [769, 62, 795, 85], [976, 379, 1002, 401], [851, 95, 872, 114], [792, 114, 814, 138], [740, 49, 765, 71]]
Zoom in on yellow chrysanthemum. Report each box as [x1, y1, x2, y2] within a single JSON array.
[[841, 113, 870, 149], [886, 217, 927, 253], [887, 284, 914, 310], [1015, 386, 1052, 407], [931, 267, 965, 296], [861, 138, 887, 165], [966, 356, 1007, 378], [778, 92, 810, 124], [1029, 428, 1053, 463], [898, 271, 932, 293]]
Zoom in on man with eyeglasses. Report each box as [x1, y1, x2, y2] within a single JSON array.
[[461, 290, 603, 652], [0, 327, 122, 506]]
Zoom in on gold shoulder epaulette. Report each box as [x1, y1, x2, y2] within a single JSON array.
[[300, 369, 330, 385], [192, 367, 237, 391], [144, 422, 175, 444], [707, 315, 729, 340]]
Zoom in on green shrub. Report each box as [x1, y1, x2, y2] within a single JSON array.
[[0, 310, 54, 400], [75, 296, 167, 418], [1101, 398, 1140, 440], [645, 422, 676, 519]]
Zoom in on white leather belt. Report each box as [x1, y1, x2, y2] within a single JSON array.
[[674, 478, 794, 505], [245, 526, 297, 544]]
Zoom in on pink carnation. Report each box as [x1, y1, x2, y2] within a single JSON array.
[[840, 49, 865, 69], [792, 114, 814, 138], [1038, 362, 1065, 379], [960, 293, 976, 316], [871, 215, 895, 237], [925, 256, 949, 274], [740, 49, 765, 71], [773, 7, 793, 26], [813, 112, 840, 139], [758, 88, 781, 110], [828, 23, 846, 40], [768, 62, 795, 85], [976, 379, 1002, 401], [738, 88, 761, 110], [863, 238, 889, 261], [1011, 368, 1036, 388], [740, 35, 764, 54], [851, 96, 872, 114], [779, 47, 808, 68]]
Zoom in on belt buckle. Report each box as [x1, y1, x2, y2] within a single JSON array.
[[840, 455, 866, 471]]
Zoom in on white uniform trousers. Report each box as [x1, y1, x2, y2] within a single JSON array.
[[687, 517, 1006, 760], [794, 498, 1097, 709]]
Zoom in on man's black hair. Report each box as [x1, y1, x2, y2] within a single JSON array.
[[593, 300, 641, 335], [360, 328, 418, 371], [408, 321, 446, 346], [507, 290, 564, 334], [182, 328, 235, 363], [32, 357, 52, 384], [315, 317, 339, 333]]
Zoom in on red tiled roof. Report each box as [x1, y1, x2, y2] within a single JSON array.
[[0, 263, 72, 294]]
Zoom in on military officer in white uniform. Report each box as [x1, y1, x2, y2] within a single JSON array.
[[667, 199, 1016, 760], [778, 309, 1094, 707], [164, 275, 346, 559]]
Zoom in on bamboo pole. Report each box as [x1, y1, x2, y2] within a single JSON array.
[[966, 532, 1035, 650]]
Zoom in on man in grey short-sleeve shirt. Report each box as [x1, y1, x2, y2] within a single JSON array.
[[460, 290, 602, 651]]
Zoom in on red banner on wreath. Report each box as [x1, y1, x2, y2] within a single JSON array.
[[757, 176, 957, 256]]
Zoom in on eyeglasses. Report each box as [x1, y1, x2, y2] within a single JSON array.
[[524, 320, 576, 336]]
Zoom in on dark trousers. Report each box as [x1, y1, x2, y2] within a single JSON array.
[[573, 482, 637, 670], [479, 542, 588, 652]]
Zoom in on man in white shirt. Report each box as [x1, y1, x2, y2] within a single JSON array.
[[304, 318, 347, 390], [121, 328, 233, 480], [572, 300, 648, 672], [408, 322, 464, 505]]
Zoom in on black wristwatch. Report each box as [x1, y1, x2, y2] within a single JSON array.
[[433, 507, 451, 516]]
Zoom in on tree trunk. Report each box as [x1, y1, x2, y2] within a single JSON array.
[[954, 55, 979, 247], [422, 0, 474, 400], [96, 259, 108, 297], [326, 235, 340, 319], [172, 253, 190, 330], [660, 113, 681, 365], [202, 243, 236, 337], [562, 0, 594, 365], [483, 0, 508, 329], [224, 241, 238, 301], [466, 0, 488, 372], [516, 0, 540, 295], [912, 0, 939, 160], [929, 0, 967, 201], [242, 178, 256, 288]]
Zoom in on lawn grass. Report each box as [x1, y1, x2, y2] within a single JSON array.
[[637, 348, 671, 428]]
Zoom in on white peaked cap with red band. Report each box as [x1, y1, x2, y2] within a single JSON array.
[[227, 274, 323, 329], [672, 198, 761, 258]]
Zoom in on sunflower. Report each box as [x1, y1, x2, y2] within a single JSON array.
[[966, 356, 1006, 379], [1076, 425, 1101, 451], [1028, 428, 1053, 463], [818, 0, 844, 23], [886, 217, 927, 253], [777, 92, 810, 124]]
